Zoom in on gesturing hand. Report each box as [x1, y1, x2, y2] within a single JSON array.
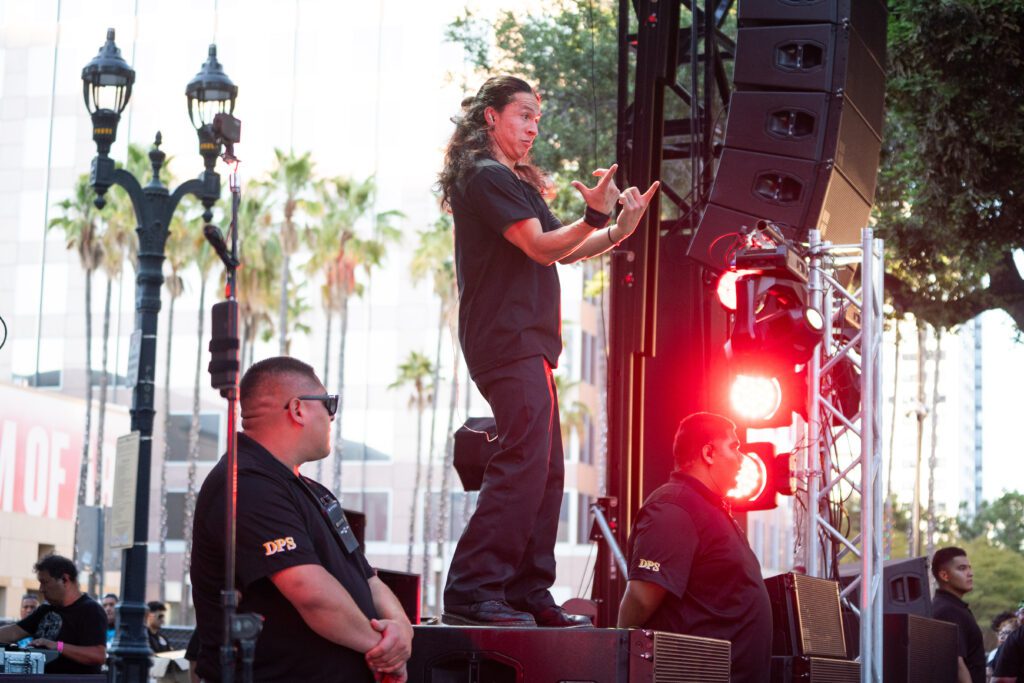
[[614, 181, 661, 241], [571, 164, 620, 216]]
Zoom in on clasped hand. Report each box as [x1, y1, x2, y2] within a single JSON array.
[[366, 618, 412, 682]]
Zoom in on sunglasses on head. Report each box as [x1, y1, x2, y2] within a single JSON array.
[[283, 394, 339, 417]]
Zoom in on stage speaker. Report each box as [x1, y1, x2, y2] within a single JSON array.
[[375, 568, 421, 625], [883, 614, 958, 683], [771, 655, 860, 683], [407, 626, 731, 682], [687, 0, 888, 271], [838, 556, 932, 617], [765, 573, 847, 659]]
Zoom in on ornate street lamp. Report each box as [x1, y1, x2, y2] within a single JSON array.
[[81, 28, 237, 682]]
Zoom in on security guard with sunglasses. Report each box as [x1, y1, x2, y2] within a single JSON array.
[[190, 356, 413, 682]]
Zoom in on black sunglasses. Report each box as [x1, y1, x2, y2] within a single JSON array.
[[284, 394, 339, 417]]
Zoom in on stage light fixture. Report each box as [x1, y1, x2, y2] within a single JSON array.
[[727, 442, 797, 511], [730, 374, 783, 422], [715, 268, 761, 311]]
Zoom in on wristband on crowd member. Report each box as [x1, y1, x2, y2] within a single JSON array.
[[584, 205, 611, 229], [57, 641, 64, 654], [606, 226, 618, 245]]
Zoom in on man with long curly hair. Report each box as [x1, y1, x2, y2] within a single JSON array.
[[438, 75, 658, 627]]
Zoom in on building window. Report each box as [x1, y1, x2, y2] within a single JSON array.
[[581, 331, 593, 384], [166, 414, 221, 462], [340, 492, 389, 542], [447, 492, 479, 542], [577, 494, 595, 546], [581, 414, 595, 465], [165, 491, 186, 541], [557, 493, 571, 543]]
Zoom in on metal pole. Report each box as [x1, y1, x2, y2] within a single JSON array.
[[805, 229, 823, 576]]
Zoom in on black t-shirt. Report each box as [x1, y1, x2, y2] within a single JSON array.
[[191, 433, 379, 682], [993, 624, 1024, 679], [452, 157, 563, 379], [16, 594, 106, 674], [932, 588, 986, 683], [148, 629, 172, 653], [627, 472, 772, 683]]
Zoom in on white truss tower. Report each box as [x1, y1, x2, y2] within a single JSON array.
[[800, 228, 886, 683]]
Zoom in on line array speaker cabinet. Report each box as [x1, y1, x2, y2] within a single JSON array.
[[883, 613, 958, 683], [771, 655, 860, 683], [765, 573, 847, 659], [688, 0, 888, 271], [407, 626, 731, 682]]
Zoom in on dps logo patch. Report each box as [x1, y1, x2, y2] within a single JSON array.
[[638, 558, 661, 572], [262, 536, 297, 556]]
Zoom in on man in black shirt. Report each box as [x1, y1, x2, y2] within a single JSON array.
[[993, 623, 1024, 682], [438, 74, 658, 627], [146, 601, 172, 653], [931, 546, 985, 683], [190, 356, 412, 682], [0, 554, 106, 674], [617, 413, 772, 683]]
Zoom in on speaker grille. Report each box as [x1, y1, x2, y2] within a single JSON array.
[[806, 656, 861, 682], [907, 615, 957, 683], [792, 574, 848, 658], [650, 631, 731, 683]]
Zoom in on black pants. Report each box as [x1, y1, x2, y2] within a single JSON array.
[[444, 355, 565, 609]]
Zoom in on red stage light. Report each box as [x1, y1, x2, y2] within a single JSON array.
[[727, 451, 768, 503], [730, 374, 782, 422], [715, 269, 761, 311]]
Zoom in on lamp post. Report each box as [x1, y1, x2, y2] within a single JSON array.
[[81, 29, 237, 681]]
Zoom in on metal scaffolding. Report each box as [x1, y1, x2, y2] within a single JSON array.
[[801, 227, 885, 682]]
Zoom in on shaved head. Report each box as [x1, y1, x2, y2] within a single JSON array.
[[238, 357, 333, 469]]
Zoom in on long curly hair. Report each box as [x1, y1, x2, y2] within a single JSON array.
[[438, 75, 547, 211]]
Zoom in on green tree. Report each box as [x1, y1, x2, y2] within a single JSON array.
[[48, 174, 103, 566], [389, 350, 436, 583], [235, 185, 279, 371], [266, 149, 319, 355], [877, 0, 1024, 329], [959, 492, 1024, 554], [409, 214, 460, 616], [306, 175, 402, 492]]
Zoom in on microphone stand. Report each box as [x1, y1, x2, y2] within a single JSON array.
[[206, 162, 261, 683]]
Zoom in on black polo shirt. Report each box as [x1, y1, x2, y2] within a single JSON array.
[[627, 472, 772, 683], [452, 157, 562, 379], [993, 624, 1024, 679], [191, 433, 378, 682], [932, 588, 985, 683]]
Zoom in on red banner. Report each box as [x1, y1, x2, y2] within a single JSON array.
[[0, 383, 130, 520]]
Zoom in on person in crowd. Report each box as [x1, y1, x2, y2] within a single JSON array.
[[101, 593, 118, 647], [617, 412, 772, 683], [993, 614, 1024, 683], [931, 546, 985, 683], [146, 600, 172, 653], [989, 610, 1019, 680], [0, 554, 106, 674], [190, 356, 413, 682], [438, 74, 658, 627], [15, 594, 40, 648]]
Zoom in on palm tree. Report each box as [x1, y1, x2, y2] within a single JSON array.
[[157, 202, 194, 603], [306, 175, 402, 493], [389, 350, 435, 579], [180, 233, 218, 625], [48, 174, 103, 565], [409, 214, 459, 614], [266, 149, 319, 356], [235, 184, 279, 371]]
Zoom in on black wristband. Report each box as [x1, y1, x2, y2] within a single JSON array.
[[584, 205, 611, 229]]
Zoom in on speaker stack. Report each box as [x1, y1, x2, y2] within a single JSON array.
[[765, 573, 860, 683], [406, 626, 731, 682], [688, 0, 888, 271]]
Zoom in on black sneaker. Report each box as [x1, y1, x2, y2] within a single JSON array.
[[441, 600, 537, 626]]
